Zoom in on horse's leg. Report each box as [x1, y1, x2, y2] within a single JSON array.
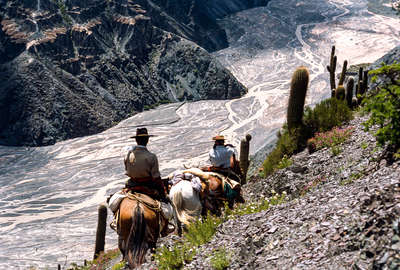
[[171, 200, 183, 236], [175, 215, 183, 236], [118, 235, 125, 258]]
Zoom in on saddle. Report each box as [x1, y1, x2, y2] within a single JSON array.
[[108, 190, 174, 236]]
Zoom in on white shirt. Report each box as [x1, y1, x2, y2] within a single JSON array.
[[209, 145, 236, 168]]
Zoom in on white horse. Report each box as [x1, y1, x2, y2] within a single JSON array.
[[169, 180, 203, 230], [168, 169, 226, 234]]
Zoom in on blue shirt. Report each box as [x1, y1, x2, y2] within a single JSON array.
[[209, 145, 236, 168]]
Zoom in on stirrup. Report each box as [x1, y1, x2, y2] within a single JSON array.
[[110, 220, 117, 232]]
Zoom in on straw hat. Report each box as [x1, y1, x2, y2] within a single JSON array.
[[212, 135, 225, 141]]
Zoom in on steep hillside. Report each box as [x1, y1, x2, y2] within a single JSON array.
[[129, 115, 399, 270], [0, 0, 269, 146]]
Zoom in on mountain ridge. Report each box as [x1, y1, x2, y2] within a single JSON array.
[[0, 0, 271, 146]]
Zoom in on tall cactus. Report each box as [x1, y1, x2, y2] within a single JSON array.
[[357, 66, 363, 96], [346, 77, 354, 108], [327, 45, 337, 94], [287, 66, 309, 132], [335, 85, 345, 100], [338, 60, 348, 86], [361, 70, 368, 94]]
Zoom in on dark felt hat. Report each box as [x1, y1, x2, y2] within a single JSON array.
[[130, 128, 154, 138]]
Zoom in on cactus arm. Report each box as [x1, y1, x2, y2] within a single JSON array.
[[338, 60, 348, 86]]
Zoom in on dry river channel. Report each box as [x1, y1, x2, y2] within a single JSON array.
[[0, 0, 399, 268]]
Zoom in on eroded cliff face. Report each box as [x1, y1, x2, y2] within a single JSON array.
[[0, 0, 269, 146]]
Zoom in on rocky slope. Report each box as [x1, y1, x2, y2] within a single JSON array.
[[143, 115, 399, 270], [0, 0, 270, 147]]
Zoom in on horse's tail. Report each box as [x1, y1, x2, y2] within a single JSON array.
[[126, 203, 148, 268], [171, 187, 186, 225], [171, 184, 201, 227]]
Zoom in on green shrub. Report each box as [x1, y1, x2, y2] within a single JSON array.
[[111, 261, 126, 270], [67, 249, 121, 270], [155, 213, 221, 269], [330, 145, 342, 156], [263, 98, 353, 176], [276, 155, 293, 169], [184, 214, 222, 247], [303, 98, 353, 134], [363, 62, 400, 149], [209, 248, 230, 270], [155, 242, 195, 270], [262, 129, 298, 176]]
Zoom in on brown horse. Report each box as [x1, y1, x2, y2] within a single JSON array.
[[118, 194, 167, 268], [207, 174, 245, 209]]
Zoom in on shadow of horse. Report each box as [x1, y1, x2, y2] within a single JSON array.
[[118, 195, 167, 268]]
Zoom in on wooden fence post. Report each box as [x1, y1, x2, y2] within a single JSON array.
[[239, 134, 252, 184], [94, 203, 107, 259]]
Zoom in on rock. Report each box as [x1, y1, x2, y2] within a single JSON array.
[[0, 0, 272, 146]]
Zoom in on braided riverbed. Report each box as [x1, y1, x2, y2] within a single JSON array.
[[0, 0, 399, 268]]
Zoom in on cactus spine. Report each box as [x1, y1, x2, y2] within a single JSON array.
[[338, 60, 348, 86], [327, 45, 337, 94], [335, 85, 346, 100], [346, 77, 354, 108], [287, 66, 309, 132]]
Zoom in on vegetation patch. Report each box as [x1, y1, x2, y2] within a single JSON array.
[[262, 127, 298, 176], [67, 248, 121, 270], [339, 172, 364, 186], [225, 191, 286, 217], [262, 98, 353, 177], [185, 214, 223, 247], [363, 62, 400, 150], [307, 126, 355, 153], [155, 241, 195, 270], [303, 98, 353, 134], [209, 247, 231, 270]]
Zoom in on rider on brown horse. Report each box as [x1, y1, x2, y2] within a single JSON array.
[[206, 135, 244, 207], [123, 127, 173, 236], [208, 135, 242, 182], [124, 128, 165, 200]]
